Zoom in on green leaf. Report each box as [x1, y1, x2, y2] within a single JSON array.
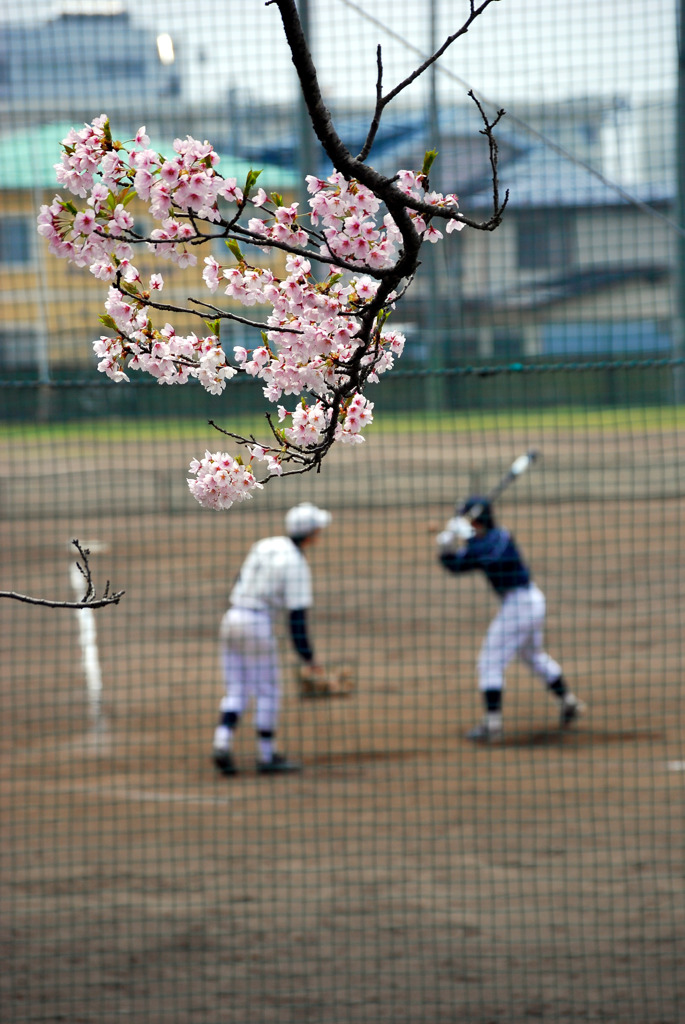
[[244, 169, 263, 193], [270, 193, 283, 207], [98, 314, 118, 331], [422, 149, 438, 176], [203, 319, 221, 336], [226, 239, 244, 261], [321, 273, 343, 291]]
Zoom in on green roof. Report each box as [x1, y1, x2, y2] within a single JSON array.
[[0, 121, 300, 192]]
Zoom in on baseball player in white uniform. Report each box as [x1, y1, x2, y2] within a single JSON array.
[[437, 496, 584, 743], [212, 502, 331, 776]]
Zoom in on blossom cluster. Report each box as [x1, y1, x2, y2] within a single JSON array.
[[272, 390, 374, 449], [37, 117, 466, 508], [187, 451, 263, 511], [90, 283, 237, 395]]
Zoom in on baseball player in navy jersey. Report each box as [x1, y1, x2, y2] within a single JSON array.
[[212, 502, 331, 776], [437, 496, 584, 743]]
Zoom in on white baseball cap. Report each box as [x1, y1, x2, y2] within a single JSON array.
[[285, 502, 332, 539]]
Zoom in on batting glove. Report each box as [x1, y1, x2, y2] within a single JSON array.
[[446, 516, 476, 540], [436, 529, 457, 551]]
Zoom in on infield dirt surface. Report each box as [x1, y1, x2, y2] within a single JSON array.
[[2, 424, 684, 1023]]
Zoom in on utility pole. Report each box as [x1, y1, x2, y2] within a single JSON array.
[[675, 0, 685, 402], [424, 0, 448, 412], [296, 0, 317, 211]]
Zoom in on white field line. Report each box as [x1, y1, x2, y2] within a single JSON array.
[[40, 781, 242, 807]]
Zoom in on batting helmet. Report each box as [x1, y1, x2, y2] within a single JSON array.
[[458, 495, 495, 529]]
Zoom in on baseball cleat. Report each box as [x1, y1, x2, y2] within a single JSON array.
[[466, 719, 503, 744], [559, 695, 586, 729], [257, 752, 301, 775], [212, 748, 238, 776]]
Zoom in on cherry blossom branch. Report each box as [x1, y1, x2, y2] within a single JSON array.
[[185, 297, 300, 332], [273, 0, 505, 238], [114, 286, 279, 333], [37, 0, 506, 511], [0, 540, 125, 609], [103, 213, 397, 282], [207, 418, 327, 478], [227, 225, 389, 276], [275, 0, 501, 227]]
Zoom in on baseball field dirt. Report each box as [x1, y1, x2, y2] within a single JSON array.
[[1, 424, 684, 1023]]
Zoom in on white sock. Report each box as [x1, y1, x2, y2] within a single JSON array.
[[213, 725, 231, 751], [258, 737, 274, 763]]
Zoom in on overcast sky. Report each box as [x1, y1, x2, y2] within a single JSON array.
[[3, 0, 677, 109]]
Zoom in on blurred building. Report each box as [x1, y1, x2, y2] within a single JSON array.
[[0, 2, 181, 132], [0, 120, 299, 373], [0, 0, 678, 382], [0, 3, 299, 374]]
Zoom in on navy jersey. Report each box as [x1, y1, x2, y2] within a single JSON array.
[[439, 527, 530, 598]]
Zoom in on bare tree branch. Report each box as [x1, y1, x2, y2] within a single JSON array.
[[0, 540, 125, 610], [357, 45, 385, 162], [469, 90, 509, 225], [379, 0, 499, 107], [357, 0, 501, 161]]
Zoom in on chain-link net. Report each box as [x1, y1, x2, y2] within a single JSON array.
[[1, 3, 683, 1022]]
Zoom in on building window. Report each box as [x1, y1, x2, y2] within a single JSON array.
[[0, 217, 32, 265], [517, 210, 574, 272], [542, 320, 672, 356], [0, 328, 38, 370], [493, 332, 523, 360]]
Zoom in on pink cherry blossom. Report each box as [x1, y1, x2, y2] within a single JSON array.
[[187, 451, 263, 510], [37, 115, 473, 508], [89, 260, 116, 282], [424, 224, 444, 243], [218, 178, 243, 203]]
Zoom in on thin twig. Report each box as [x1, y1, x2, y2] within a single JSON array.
[[356, 0, 500, 160], [469, 90, 510, 226], [0, 540, 125, 610]]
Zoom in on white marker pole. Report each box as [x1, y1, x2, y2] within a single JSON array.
[[69, 546, 106, 741]]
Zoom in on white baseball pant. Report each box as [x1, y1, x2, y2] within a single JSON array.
[[477, 583, 561, 692], [219, 606, 280, 733]]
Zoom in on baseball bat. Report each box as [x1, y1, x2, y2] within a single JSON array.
[[463, 449, 540, 522]]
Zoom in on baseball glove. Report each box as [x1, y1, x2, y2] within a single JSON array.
[[298, 662, 355, 699]]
